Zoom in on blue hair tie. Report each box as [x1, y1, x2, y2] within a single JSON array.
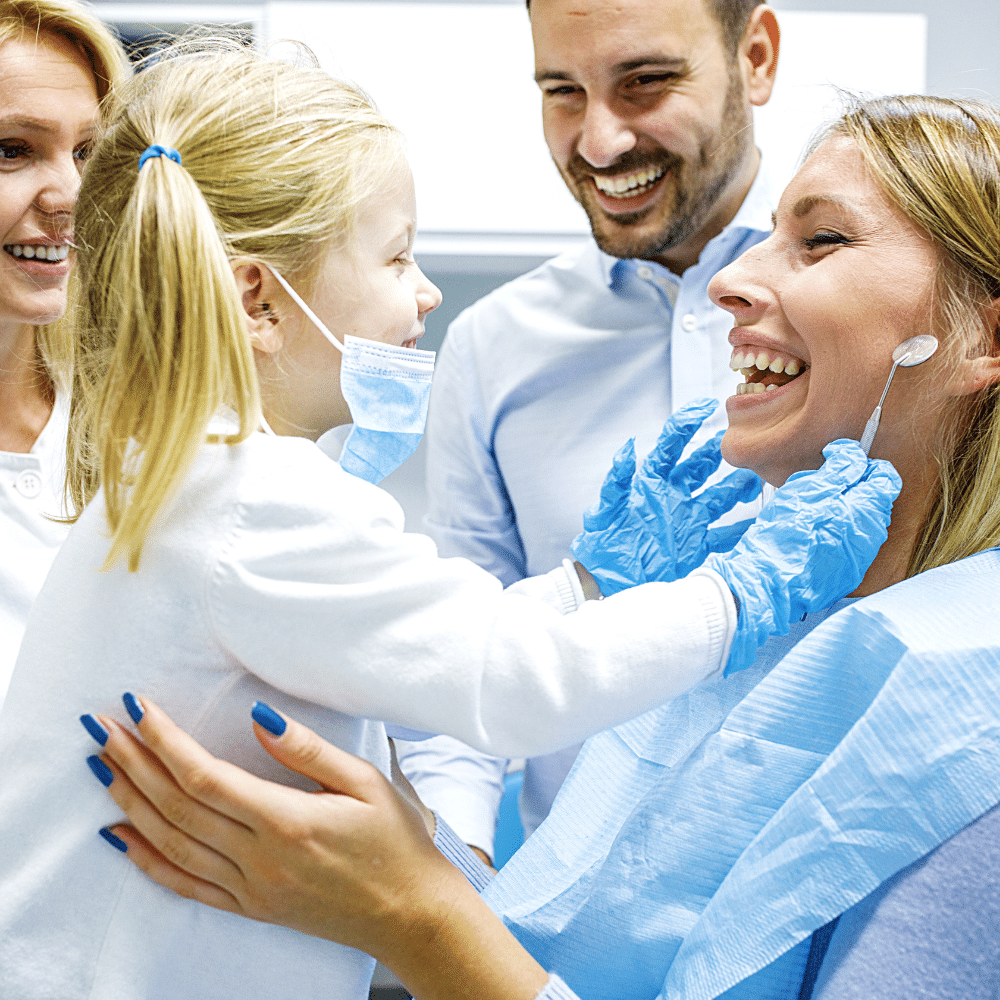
[[138, 144, 182, 171]]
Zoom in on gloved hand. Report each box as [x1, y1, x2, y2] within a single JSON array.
[[570, 398, 762, 595], [707, 438, 902, 675]]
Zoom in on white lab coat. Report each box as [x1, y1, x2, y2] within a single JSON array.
[[0, 418, 735, 1000]]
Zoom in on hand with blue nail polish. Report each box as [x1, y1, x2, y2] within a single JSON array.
[[87, 755, 114, 788]]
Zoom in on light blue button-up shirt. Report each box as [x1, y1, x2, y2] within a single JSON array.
[[409, 163, 778, 851]]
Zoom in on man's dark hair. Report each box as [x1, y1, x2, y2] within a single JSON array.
[[525, 0, 764, 56], [709, 0, 764, 54]]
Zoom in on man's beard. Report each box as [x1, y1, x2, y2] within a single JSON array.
[[563, 75, 753, 262]]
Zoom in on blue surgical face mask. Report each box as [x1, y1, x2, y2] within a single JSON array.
[[268, 267, 436, 484]]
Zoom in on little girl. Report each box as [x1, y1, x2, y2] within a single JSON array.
[[0, 41, 895, 1000]]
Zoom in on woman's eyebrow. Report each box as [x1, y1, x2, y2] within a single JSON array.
[[791, 194, 861, 219]]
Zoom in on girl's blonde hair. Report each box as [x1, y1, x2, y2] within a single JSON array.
[[814, 95, 1000, 576], [69, 41, 402, 569], [0, 0, 128, 387]]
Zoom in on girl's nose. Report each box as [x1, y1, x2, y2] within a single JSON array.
[[416, 267, 442, 317]]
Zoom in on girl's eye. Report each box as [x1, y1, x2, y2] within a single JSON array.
[[0, 139, 30, 162], [803, 231, 851, 251]]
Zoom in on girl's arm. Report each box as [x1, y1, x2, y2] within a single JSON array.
[[92, 698, 555, 1000]]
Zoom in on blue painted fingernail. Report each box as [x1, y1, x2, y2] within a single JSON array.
[[80, 714, 109, 747], [99, 827, 128, 853], [251, 701, 286, 736], [87, 754, 113, 787], [122, 692, 143, 724]]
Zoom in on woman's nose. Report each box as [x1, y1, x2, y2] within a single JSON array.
[[577, 100, 637, 169], [708, 253, 767, 318], [33, 153, 81, 217]]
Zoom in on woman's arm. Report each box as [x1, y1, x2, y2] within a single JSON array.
[[91, 698, 549, 1000]]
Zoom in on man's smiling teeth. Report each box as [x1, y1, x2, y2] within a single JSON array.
[[729, 347, 806, 395], [5, 244, 70, 261], [593, 166, 665, 199]]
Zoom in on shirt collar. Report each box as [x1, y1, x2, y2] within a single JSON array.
[[598, 152, 777, 289]]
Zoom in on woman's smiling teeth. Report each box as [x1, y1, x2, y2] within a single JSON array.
[[5, 243, 70, 261], [729, 346, 807, 395], [593, 166, 666, 199]]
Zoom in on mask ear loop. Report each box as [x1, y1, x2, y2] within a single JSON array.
[[256, 266, 345, 436], [269, 266, 345, 355]]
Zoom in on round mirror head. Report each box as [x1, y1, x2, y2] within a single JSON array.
[[893, 334, 938, 367]]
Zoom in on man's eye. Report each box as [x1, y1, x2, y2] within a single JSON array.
[[0, 140, 30, 161], [627, 73, 677, 88], [73, 142, 92, 163], [543, 85, 581, 98]]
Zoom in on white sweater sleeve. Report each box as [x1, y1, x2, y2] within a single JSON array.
[[207, 449, 736, 759]]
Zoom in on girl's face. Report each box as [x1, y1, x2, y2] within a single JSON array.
[[0, 32, 98, 334], [262, 157, 441, 438], [708, 136, 952, 487]]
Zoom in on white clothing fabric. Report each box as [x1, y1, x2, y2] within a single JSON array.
[[407, 163, 777, 849], [0, 423, 737, 1000], [0, 390, 69, 707]]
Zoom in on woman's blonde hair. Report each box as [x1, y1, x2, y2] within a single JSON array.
[[69, 40, 402, 570], [0, 0, 128, 388], [814, 95, 1000, 576]]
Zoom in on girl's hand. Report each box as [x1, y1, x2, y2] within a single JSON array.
[[90, 698, 547, 1000]]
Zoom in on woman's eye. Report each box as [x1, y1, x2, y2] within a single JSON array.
[[0, 139, 30, 162], [803, 231, 851, 251]]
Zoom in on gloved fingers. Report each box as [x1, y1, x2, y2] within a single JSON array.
[[697, 468, 763, 521], [663, 432, 726, 493], [643, 398, 718, 477], [836, 459, 902, 532], [705, 517, 756, 554], [859, 456, 903, 494], [778, 438, 872, 501], [582, 438, 636, 531]]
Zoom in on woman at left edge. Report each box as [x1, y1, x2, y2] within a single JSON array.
[[0, 0, 127, 708]]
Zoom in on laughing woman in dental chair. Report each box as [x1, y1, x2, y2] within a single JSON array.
[[0, 0, 124, 707], [88, 94, 1000, 1000]]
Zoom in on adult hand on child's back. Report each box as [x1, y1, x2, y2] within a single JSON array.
[[91, 698, 460, 957]]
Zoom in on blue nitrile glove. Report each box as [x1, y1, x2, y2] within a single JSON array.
[[707, 438, 902, 674], [570, 398, 763, 595]]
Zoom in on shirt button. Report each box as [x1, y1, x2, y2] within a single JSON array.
[[681, 313, 698, 331], [636, 266, 653, 280], [15, 469, 43, 499]]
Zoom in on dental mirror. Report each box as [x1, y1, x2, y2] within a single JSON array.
[[859, 335, 939, 454]]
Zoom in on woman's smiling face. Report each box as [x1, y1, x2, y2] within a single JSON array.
[[0, 31, 98, 332], [708, 136, 945, 486]]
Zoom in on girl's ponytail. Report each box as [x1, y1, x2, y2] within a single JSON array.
[[68, 40, 400, 570]]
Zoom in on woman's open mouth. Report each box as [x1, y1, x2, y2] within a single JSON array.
[[4, 242, 71, 263], [729, 346, 809, 395]]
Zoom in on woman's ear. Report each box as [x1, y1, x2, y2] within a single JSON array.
[[232, 260, 284, 355], [949, 297, 1000, 395]]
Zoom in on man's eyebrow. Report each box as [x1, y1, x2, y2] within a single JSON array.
[[535, 55, 685, 84]]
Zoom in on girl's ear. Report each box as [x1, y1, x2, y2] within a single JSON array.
[[949, 297, 1000, 396], [232, 259, 284, 354]]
